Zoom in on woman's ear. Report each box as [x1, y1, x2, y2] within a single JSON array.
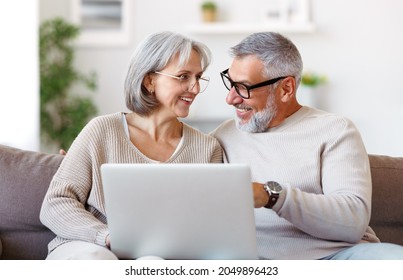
[[143, 73, 155, 93], [280, 76, 296, 102]]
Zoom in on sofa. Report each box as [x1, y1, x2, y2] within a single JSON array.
[[0, 144, 402, 259]]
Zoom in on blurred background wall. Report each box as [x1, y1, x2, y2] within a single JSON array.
[[2, 0, 403, 156], [1, 1, 39, 151]]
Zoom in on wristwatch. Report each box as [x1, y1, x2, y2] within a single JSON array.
[[263, 181, 283, 209]]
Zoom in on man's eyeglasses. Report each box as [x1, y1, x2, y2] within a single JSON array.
[[154, 71, 210, 93], [220, 68, 287, 99]]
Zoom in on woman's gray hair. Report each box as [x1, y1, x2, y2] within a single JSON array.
[[124, 31, 211, 115], [229, 32, 303, 87]]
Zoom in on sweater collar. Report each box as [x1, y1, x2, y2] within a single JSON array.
[[266, 106, 312, 133]]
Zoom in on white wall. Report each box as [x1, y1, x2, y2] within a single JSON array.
[[0, 1, 39, 151], [297, 0, 403, 157], [39, 0, 403, 156]]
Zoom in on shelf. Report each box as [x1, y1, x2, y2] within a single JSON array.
[[187, 22, 316, 35]]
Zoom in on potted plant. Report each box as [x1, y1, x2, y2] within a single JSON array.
[[40, 17, 97, 152], [301, 72, 327, 87], [298, 72, 327, 108], [201, 1, 217, 22]]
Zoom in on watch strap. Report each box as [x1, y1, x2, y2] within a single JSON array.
[[263, 182, 280, 209]]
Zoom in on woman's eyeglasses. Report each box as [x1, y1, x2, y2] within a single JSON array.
[[154, 71, 210, 93]]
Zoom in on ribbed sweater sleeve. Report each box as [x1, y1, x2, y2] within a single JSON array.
[[40, 112, 223, 252]]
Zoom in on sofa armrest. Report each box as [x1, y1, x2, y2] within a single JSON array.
[[369, 154, 403, 246], [0, 145, 63, 259]]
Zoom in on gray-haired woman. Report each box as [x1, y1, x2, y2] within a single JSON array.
[[40, 31, 223, 259]]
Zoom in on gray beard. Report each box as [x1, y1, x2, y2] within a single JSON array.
[[236, 93, 277, 133]]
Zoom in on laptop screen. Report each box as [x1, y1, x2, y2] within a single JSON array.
[[101, 163, 258, 260]]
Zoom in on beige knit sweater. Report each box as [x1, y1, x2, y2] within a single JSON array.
[[40, 112, 223, 254], [211, 106, 380, 259]]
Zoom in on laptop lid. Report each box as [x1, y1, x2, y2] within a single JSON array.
[[101, 163, 258, 260]]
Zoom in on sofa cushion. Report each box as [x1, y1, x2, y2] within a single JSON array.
[[0, 145, 63, 259], [369, 154, 403, 246]]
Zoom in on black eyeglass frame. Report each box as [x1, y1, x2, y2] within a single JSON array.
[[220, 68, 287, 99]]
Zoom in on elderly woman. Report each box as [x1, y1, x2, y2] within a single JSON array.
[[40, 31, 223, 259]]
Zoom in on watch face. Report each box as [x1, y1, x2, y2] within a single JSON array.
[[267, 181, 282, 193]]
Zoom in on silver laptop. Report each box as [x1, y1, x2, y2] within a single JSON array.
[[101, 163, 258, 260]]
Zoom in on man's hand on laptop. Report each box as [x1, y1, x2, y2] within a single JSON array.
[[252, 182, 269, 208]]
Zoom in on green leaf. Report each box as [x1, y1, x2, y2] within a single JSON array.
[[40, 17, 97, 151], [301, 72, 327, 87]]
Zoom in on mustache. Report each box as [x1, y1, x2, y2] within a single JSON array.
[[235, 104, 251, 110]]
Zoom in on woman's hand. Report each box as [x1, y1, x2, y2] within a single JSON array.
[[106, 234, 111, 249]]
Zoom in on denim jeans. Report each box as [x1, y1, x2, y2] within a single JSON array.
[[323, 243, 403, 260]]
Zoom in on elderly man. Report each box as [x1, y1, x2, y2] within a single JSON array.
[[211, 32, 403, 260]]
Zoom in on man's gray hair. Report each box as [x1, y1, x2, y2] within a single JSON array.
[[124, 31, 211, 115], [230, 32, 303, 86]]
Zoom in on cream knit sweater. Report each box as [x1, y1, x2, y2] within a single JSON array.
[[211, 106, 380, 259], [40, 112, 223, 254]]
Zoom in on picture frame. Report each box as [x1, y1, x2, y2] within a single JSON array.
[[261, 0, 310, 24], [287, 0, 310, 24], [71, 0, 132, 47]]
